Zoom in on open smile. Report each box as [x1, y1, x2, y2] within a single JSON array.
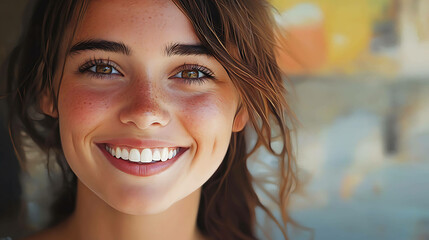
[[105, 145, 180, 163], [96, 143, 188, 177]]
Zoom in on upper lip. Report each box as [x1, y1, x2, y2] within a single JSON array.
[[95, 138, 185, 149]]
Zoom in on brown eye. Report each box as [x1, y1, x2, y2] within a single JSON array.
[[170, 64, 214, 85], [96, 65, 113, 74], [87, 63, 120, 75], [173, 69, 205, 79], [182, 70, 198, 78]]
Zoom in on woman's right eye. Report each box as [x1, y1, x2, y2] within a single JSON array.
[[79, 59, 123, 78], [88, 64, 120, 75]]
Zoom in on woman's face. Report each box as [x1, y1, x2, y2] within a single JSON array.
[[43, 0, 247, 214]]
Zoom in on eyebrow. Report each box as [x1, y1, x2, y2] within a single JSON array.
[[69, 39, 131, 55], [165, 43, 211, 57], [68, 40, 211, 57]]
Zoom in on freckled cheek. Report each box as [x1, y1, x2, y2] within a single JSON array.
[[58, 87, 112, 125], [176, 94, 235, 136]]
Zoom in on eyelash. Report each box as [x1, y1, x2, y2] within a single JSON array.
[[170, 63, 215, 85], [78, 58, 215, 84], [78, 58, 122, 79]]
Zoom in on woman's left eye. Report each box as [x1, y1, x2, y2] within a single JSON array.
[[171, 64, 215, 84], [173, 69, 205, 79]]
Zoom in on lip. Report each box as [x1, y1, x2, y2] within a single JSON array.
[[96, 143, 187, 177], [96, 138, 182, 149]]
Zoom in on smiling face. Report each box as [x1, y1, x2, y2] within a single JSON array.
[[41, 0, 248, 215]]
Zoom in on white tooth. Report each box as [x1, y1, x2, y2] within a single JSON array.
[[121, 149, 129, 160], [173, 149, 177, 157], [129, 149, 140, 162], [111, 148, 116, 156], [115, 147, 122, 158], [105, 145, 109, 151], [161, 148, 169, 161], [141, 148, 152, 163], [152, 149, 161, 161], [168, 149, 173, 159]]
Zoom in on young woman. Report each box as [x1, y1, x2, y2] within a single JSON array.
[[4, 0, 299, 239]]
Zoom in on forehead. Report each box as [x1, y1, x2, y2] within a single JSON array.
[[73, 0, 200, 47]]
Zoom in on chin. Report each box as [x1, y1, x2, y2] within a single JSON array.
[[105, 191, 177, 216]]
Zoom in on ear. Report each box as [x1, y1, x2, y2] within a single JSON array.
[[39, 90, 58, 118], [232, 105, 249, 132]]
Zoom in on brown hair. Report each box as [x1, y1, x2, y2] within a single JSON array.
[[4, 0, 301, 239]]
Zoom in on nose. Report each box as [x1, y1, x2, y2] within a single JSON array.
[[119, 81, 170, 129]]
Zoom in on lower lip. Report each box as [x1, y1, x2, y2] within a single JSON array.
[[97, 144, 186, 177]]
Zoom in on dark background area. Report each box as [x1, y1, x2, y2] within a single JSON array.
[[0, 0, 31, 237]]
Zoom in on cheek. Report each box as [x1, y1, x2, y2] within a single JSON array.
[[59, 85, 112, 126], [174, 92, 236, 187], [58, 85, 115, 175], [179, 92, 235, 130], [175, 91, 237, 154], [182, 94, 217, 120]]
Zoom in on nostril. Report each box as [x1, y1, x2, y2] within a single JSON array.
[[119, 104, 170, 129]]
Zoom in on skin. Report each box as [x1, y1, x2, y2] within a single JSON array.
[[32, 0, 248, 239]]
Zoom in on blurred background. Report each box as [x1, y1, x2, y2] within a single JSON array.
[[1, 0, 428, 239], [268, 0, 429, 239]]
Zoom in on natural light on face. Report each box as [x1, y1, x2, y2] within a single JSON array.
[[52, 0, 248, 215]]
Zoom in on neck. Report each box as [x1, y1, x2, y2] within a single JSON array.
[[60, 180, 204, 240]]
